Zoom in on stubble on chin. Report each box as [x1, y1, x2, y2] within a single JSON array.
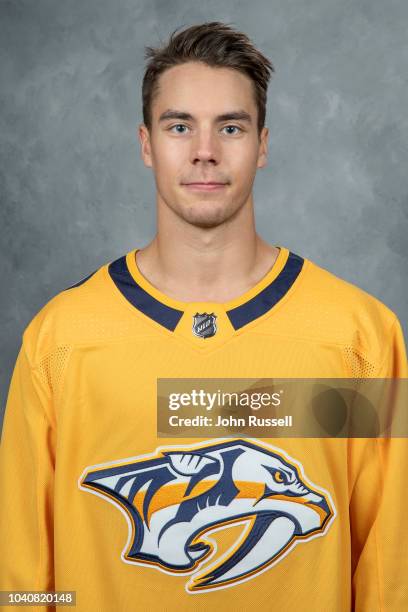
[[174, 198, 239, 229]]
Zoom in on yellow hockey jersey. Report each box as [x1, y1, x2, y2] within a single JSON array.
[[1, 244, 407, 611]]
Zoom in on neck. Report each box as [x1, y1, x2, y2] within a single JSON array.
[[135, 195, 279, 303]]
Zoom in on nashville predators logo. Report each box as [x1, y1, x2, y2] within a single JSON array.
[[78, 439, 336, 593]]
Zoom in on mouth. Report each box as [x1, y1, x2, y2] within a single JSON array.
[[182, 182, 228, 192], [188, 512, 299, 589]]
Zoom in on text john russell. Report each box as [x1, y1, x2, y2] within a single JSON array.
[[168, 415, 293, 427]]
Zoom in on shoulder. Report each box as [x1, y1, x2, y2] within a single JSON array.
[[302, 254, 398, 326], [305, 259, 396, 320], [273, 250, 403, 374], [305, 254, 399, 361], [21, 251, 141, 366]]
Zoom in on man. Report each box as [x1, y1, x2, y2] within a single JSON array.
[[1, 21, 407, 611]]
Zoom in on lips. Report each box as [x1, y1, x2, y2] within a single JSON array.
[[182, 182, 228, 191]]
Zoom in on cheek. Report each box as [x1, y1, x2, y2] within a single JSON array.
[[226, 139, 259, 166], [153, 152, 182, 181], [228, 149, 258, 183], [153, 139, 187, 178]]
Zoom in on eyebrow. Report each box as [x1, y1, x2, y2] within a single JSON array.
[[158, 109, 253, 124]]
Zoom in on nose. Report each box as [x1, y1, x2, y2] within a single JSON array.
[[190, 127, 220, 165]]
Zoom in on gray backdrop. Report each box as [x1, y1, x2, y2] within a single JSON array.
[[1, 0, 407, 414]]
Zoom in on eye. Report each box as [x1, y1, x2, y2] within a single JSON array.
[[221, 125, 242, 135], [272, 470, 287, 484], [168, 124, 190, 134]]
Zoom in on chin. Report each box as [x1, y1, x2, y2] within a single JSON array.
[[187, 217, 225, 229], [181, 207, 233, 229], [181, 197, 241, 226]]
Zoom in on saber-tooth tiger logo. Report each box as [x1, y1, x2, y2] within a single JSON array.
[[78, 439, 336, 593]]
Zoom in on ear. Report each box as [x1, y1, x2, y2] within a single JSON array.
[[256, 126, 269, 169], [139, 123, 153, 168]]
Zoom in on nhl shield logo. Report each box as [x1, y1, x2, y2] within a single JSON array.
[[192, 312, 217, 338]]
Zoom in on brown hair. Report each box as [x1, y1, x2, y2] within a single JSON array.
[[142, 21, 275, 136]]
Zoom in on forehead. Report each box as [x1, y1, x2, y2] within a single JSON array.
[[151, 62, 257, 119]]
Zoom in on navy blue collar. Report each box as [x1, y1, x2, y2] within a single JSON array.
[[108, 251, 304, 332], [226, 252, 304, 329], [108, 255, 183, 331]]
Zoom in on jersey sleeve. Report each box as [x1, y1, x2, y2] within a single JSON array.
[[350, 314, 408, 611], [0, 340, 56, 611]]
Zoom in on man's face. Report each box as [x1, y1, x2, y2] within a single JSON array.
[[139, 61, 268, 228]]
